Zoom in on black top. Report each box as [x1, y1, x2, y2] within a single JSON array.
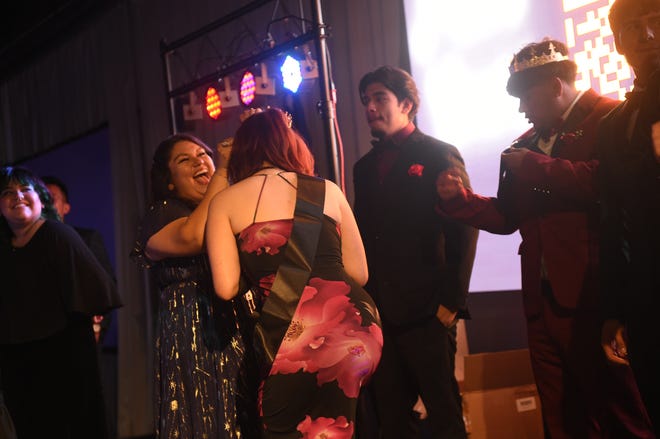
[[75, 225, 115, 280], [0, 219, 120, 344]]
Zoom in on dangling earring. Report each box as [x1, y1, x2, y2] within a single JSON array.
[[168, 183, 174, 191]]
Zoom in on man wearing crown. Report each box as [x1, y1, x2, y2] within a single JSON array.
[[436, 39, 653, 438], [599, 0, 660, 431]]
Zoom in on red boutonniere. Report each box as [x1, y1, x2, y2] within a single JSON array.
[[558, 129, 583, 145], [408, 163, 424, 177]]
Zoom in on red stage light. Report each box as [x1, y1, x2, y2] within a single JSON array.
[[240, 71, 256, 105], [205, 87, 222, 120]]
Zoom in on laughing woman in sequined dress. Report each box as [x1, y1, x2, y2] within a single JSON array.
[[132, 134, 257, 438]]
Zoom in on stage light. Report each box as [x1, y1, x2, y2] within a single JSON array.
[[183, 91, 203, 121], [300, 44, 319, 80], [240, 70, 256, 105], [219, 77, 240, 108], [205, 86, 222, 120], [255, 63, 276, 96], [280, 55, 303, 93]]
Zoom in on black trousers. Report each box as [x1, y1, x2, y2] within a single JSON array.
[[627, 313, 660, 433], [0, 316, 107, 439], [358, 317, 465, 439]]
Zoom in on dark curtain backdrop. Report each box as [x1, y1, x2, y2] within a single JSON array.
[[0, 0, 409, 436]]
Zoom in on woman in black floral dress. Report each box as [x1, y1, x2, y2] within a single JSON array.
[[207, 109, 383, 438], [132, 134, 257, 438]]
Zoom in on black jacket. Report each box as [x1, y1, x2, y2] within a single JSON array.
[[597, 81, 660, 325], [353, 128, 478, 328]]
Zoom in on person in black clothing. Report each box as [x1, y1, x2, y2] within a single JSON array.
[[41, 174, 120, 437], [0, 166, 120, 439], [42, 175, 115, 277], [353, 66, 478, 438], [599, 0, 660, 432], [42, 175, 116, 342]]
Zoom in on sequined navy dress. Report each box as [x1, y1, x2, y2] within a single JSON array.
[[133, 198, 257, 439]]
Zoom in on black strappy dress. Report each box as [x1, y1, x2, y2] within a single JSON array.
[[236, 173, 383, 438]]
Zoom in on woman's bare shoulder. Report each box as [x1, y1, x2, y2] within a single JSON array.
[[323, 178, 342, 195], [212, 177, 254, 202], [322, 179, 345, 222]]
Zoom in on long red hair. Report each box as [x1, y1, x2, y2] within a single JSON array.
[[228, 108, 315, 182]]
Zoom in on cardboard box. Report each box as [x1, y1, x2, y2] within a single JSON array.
[[462, 349, 544, 438]]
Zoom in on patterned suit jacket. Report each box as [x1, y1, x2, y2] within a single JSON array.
[[438, 89, 619, 317]]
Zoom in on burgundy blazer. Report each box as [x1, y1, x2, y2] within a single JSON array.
[[438, 89, 619, 317]]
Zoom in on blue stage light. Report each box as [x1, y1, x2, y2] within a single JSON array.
[[280, 55, 303, 93]]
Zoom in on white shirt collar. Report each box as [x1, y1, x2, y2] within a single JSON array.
[[537, 90, 585, 155]]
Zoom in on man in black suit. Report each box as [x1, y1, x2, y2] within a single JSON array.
[[599, 0, 660, 430], [42, 175, 120, 439], [353, 66, 478, 438], [42, 175, 117, 341]]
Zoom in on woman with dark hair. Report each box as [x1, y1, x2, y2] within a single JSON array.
[[0, 166, 120, 438], [132, 133, 256, 438], [207, 108, 383, 438]]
